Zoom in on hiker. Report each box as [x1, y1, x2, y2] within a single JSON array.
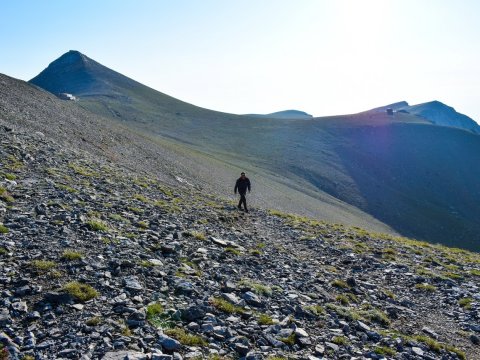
[[234, 172, 251, 212]]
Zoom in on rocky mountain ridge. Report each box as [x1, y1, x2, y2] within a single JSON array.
[[1, 113, 480, 359]]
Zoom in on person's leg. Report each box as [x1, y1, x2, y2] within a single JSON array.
[[241, 194, 248, 212], [238, 196, 242, 209]]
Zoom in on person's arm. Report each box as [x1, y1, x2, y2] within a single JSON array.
[[234, 179, 238, 194], [247, 179, 251, 192]]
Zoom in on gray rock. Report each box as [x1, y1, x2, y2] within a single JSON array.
[[243, 291, 262, 307], [158, 334, 181, 351], [411, 347, 424, 356], [102, 351, 148, 360], [123, 276, 143, 291]]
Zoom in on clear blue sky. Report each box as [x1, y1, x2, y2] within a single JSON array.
[[1, 0, 479, 121]]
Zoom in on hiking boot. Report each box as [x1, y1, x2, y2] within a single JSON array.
[[245, 209, 249, 213]]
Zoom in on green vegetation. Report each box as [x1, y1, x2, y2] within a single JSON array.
[[458, 297, 473, 309], [413, 335, 442, 352], [336, 294, 350, 305], [469, 269, 480, 276], [279, 332, 296, 346], [136, 220, 149, 229], [415, 283, 437, 292], [86, 316, 102, 326], [191, 231, 206, 240], [146, 303, 163, 320], [239, 279, 272, 296], [68, 163, 96, 177], [0, 186, 14, 203], [133, 194, 148, 202], [331, 279, 349, 289], [0, 224, 8, 234], [0, 247, 7, 255], [374, 345, 396, 356], [332, 335, 349, 345], [31, 260, 57, 272], [87, 218, 109, 232], [211, 297, 245, 314], [164, 327, 207, 346], [56, 183, 78, 193], [225, 247, 241, 255], [62, 249, 83, 261], [258, 313, 275, 325], [63, 281, 99, 302], [305, 304, 325, 316], [248, 248, 262, 256], [4, 173, 16, 180], [108, 213, 130, 223]]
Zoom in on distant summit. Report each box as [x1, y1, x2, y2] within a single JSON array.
[[369, 100, 479, 134], [248, 109, 313, 120]]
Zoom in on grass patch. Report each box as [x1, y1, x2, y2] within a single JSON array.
[[225, 247, 241, 255], [191, 231, 206, 241], [249, 248, 262, 256], [31, 260, 57, 272], [62, 250, 83, 261], [86, 316, 102, 326], [331, 279, 349, 289], [165, 327, 207, 347], [469, 269, 480, 276], [279, 332, 296, 346], [332, 335, 349, 345], [4, 173, 16, 180], [108, 214, 130, 223], [374, 345, 396, 356], [415, 283, 437, 292], [458, 298, 472, 309], [336, 294, 350, 305], [0, 224, 8, 234], [305, 305, 325, 316], [63, 281, 99, 302], [239, 279, 272, 296], [258, 313, 275, 325], [413, 335, 442, 352], [146, 303, 163, 320], [87, 218, 109, 232], [211, 297, 245, 314]]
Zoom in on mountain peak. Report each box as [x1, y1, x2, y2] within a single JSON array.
[[30, 50, 120, 96]]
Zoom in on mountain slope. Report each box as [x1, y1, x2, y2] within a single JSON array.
[[28, 51, 480, 251], [1, 117, 479, 359], [248, 109, 313, 120], [400, 101, 480, 134]]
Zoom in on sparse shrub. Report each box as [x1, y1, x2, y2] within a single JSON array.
[[332, 335, 349, 345], [86, 316, 102, 326], [279, 332, 296, 346], [249, 249, 262, 256], [87, 218, 109, 232], [62, 250, 83, 261], [5, 173, 16, 180], [109, 214, 130, 223], [225, 247, 241, 255], [239, 279, 272, 296], [211, 297, 245, 314], [336, 294, 350, 305], [165, 327, 207, 346], [133, 194, 148, 202], [444, 344, 466, 360], [305, 304, 325, 316], [459, 298, 472, 309], [258, 313, 275, 325], [146, 303, 163, 320], [136, 220, 149, 229], [413, 335, 442, 352], [0, 247, 7, 255], [31, 260, 57, 272], [0, 225, 8, 234], [331, 279, 349, 289], [191, 231, 206, 240], [415, 283, 436, 292], [364, 309, 391, 326], [63, 281, 99, 302], [374, 345, 396, 356], [469, 269, 480, 276]]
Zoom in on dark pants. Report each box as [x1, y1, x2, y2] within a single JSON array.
[[238, 193, 247, 210]]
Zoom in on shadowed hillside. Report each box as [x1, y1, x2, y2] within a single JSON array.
[[29, 51, 480, 250]]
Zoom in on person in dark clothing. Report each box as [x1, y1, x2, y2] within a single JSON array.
[[234, 172, 251, 212]]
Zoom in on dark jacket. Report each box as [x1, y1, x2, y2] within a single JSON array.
[[235, 177, 251, 195]]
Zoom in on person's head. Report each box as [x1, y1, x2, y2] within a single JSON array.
[[240, 172, 246, 178]]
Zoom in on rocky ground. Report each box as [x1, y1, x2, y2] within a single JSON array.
[[1, 124, 480, 360]]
